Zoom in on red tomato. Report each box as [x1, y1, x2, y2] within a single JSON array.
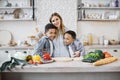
[[38, 61, 43, 64], [28, 60, 33, 64], [103, 52, 112, 58], [43, 53, 51, 60], [32, 62, 35, 64]]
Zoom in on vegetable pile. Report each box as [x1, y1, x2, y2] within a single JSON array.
[[0, 57, 28, 72], [82, 50, 112, 63], [0, 52, 52, 72]]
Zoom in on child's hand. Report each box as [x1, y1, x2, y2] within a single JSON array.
[[73, 51, 80, 57]]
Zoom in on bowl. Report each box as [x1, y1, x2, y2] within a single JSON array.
[[109, 40, 119, 45]]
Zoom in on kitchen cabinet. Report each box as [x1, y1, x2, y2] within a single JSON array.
[[77, 0, 120, 21], [1, 58, 120, 80], [0, 47, 33, 63], [0, 0, 35, 21]]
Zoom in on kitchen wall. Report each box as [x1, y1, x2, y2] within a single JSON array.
[[77, 0, 120, 44], [0, 0, 77, 42], [78, 21, 120, 44], [35, 0, 77, 33], [0, 0, 120, 45]]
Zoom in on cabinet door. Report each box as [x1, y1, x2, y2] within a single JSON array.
[[0, 50, 10, 64], [104, 49, 120, 57]]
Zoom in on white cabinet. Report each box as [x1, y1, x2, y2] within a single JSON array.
[[0, 50, 9, 63], [104, 49, 120, 56], [0, 47, 34, 64], [0, 0, 35, 21], [77, 0, 120, 21]]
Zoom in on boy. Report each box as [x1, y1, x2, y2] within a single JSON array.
[[63, 30, 85, 57], [33, 23, 57, 57]]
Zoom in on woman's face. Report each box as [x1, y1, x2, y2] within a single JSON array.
[[51, 16, 61, 29]]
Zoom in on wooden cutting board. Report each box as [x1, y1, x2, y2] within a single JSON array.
[[52, 57, 83, 62], [52, 57, 73, 62]]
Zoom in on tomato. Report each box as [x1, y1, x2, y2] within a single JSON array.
[[103, 52, 112, 58], [43, 53, 51, 60], [28, 60, 33, 64], [33, 61, 37, 65], [105, 54, 112, 58], [38, 61, 43, 64]]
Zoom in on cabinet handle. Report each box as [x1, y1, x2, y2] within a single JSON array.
[[5, 51, 9, 53], [113, 50, 117, 52], [23, 51, 27, 53]]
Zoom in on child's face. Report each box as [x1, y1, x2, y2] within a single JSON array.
[[51, 16, 61, 29], [64, 33, 74, 45], [46, 29, 56, 40]]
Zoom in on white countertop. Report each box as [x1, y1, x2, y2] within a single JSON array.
[[0, 46, 34, 50], [85, 45, 120, 49], [0, 45, 120, 50], [9, 58, 120, 73]]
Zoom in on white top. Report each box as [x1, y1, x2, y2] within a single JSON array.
[[48, 39, 53, 56], [53, 30, 69, 57], [68, 45, 74, 57]]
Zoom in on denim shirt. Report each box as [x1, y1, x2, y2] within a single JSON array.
[[67, 38, 85, 57], [33, 36, 54, 57]]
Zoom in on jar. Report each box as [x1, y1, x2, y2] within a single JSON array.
[[87, 33, 93, 45], [115, 0, 119, 7], [99, 36, 104, 45]]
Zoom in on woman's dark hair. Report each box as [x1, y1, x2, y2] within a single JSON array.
[[64, 30, 76, 39], [45, 23, 57, 33]]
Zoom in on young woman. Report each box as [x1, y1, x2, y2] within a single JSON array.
[[49, 12, 69, 57]]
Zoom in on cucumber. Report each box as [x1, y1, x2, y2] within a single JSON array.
[[0, 61, 11, 72]]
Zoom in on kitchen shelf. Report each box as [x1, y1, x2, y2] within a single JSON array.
[[77, 0, 120, 21], [0, 19, 35, 21], [0, 0, 35, 21], [79, 19, 120, 21], [79, 7, 120, 10], [0, 7, 33, 9]]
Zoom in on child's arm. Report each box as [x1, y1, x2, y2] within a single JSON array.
[[74, 39, 86, 57], [73, 51, 80, 57], [33, 38, 46, 56]]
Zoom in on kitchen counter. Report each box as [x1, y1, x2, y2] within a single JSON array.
[[0, 45, 120, 50], [6, 58, 120, 73], [1, 58, 120, 80], [1, 45, 120, 80], [0, 46, 34, 50], [1, 45, 120, 49], [85, 45, 120, 49]]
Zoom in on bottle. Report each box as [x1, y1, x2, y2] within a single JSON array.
[[87, 33, 93, 45], [82, 9, 86, 19], [110, 0, 115, 7], [99, 36, 104, 45], [115, 0, 119, 7]]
